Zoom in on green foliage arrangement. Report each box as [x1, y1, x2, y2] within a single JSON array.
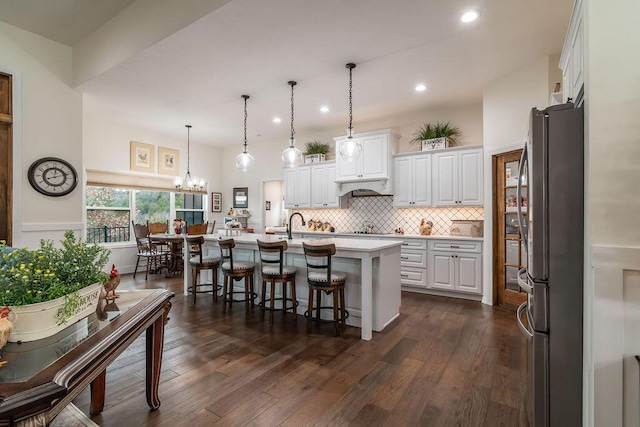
[[0, 230, 110, 323], [303, 141, 332, 156], [410, 121, 462, 147]]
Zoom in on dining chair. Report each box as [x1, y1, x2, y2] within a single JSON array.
[[132, 222, 169, 280], [206, 220, 216, 234], [302, 242, 349, 336], [186, 222, 208, 235], [147, 220, 170, 251]]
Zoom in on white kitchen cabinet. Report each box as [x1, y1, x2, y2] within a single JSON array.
[[427, 240, 482, 294], [393, 153, 432, 207], [432, 147, 483, 206], [400, 238, 428, 289], [311, 162, 341, 208], [284, 166, 311, 208], [560, 0, 583, 105], [334, 129, 398, 183]]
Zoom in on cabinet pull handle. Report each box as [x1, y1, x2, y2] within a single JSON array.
[[401, 274, 409, 278], [402, 243, 409, 246], [450, 245, 460, 248], [401, 256, 409, 260]]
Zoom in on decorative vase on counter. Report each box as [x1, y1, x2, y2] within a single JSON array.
[[174, 227, 182, 235]]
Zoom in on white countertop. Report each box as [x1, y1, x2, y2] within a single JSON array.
[[204, 233, 404, 252], [279, 230, 484, 241]]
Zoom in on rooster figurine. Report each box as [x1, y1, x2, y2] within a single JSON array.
[[0, 307, 13, 365], [103, 264, 121, 300]]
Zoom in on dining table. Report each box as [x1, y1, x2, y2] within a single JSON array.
[[148, 233, 185, 277]]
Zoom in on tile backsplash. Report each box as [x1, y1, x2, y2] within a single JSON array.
[[293, 196, 484, 236]]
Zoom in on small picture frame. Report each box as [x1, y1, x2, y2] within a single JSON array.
[[233, 187, 248, 208], [265, 200, 271, 211], [158, 147, 179, 176], [211, 192, 222, 212], [130, 141, 155, 172]]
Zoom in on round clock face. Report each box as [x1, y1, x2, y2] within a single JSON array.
[[28, 157, 78, 197]]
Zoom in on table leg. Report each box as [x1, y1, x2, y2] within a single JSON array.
[[146, 302, 170, 410], [89, 369, 106, 416], [361, 256, 373, 341]]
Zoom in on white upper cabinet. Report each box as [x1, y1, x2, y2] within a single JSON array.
[[311, 162, 341, 208], [393, 153, 432, 207], [284, 166, 311, 209], [432, 147, 483, 206], [334, 129, 398, 183], [560, 0, 584, 105]]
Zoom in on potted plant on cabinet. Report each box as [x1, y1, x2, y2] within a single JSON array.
[[410, 121, 462, 151], [0, 230, 110, 342], [303, 141, 332, 163]]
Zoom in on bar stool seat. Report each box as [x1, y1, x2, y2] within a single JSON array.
[[219, 238, 257, 313], [257, 240, 298, 323], [186, 236, 221, 304], [302, 242, 349, 336]]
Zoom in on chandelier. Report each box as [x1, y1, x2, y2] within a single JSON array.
[[173, 124, 206, 192], [338, 63, 362, 162], [281, 81, 303, 168], [236, 94, 254, 172]]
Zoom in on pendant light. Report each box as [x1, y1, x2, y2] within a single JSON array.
[[281, 81, 303, 168], [339, 63, 362, 162], [235, 95, 255, 172], [174, 125, 206, 192]]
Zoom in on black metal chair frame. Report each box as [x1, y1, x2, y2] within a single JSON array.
[[186, 235, 221, 304], [302, 242, 349, 336], [219, 238, 257, 313], [257, 240, 298, 323]]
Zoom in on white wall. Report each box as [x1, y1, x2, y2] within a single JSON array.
[[222, 103, 483, 231], [0, 22, 83, 248], [481, 55, 552, 305], [263, 181, 284, 228]]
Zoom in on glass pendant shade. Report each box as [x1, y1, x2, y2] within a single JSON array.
[[235, 151, 255, 172], [339, 127, 362, 162], [282, 137, 303, 168]]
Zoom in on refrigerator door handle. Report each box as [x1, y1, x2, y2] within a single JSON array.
[[517, 301, 534, 339], [517, 267, 533, 294], [516, 144, 528, 251]]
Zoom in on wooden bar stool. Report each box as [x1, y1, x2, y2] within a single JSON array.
[[219, 238, 257, 313], [257, 240, 298, 323], [302, 242, 349, 336], [186, 236, 221, 304]]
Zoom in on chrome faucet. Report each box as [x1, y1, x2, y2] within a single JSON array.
[[287, 212, 306, 240]]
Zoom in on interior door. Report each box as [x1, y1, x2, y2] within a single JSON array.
[[493, 149, 528, 308], [0, 72, 12, 246]]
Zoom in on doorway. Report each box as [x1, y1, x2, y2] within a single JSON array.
[[0, 72, 12, 246], [492, 149, 527, 308], [262, 180, 285, 230]]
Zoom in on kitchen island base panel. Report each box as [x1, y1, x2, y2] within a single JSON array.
[[190, 235, 403, 340]]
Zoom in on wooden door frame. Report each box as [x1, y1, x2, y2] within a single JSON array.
[[0, 71, 12, 246]]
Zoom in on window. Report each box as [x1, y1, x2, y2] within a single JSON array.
[[86, 187, 131, 243], [86, 186, 206, 244]]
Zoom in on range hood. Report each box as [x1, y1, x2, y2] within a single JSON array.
[[336, 178, 392, 197]]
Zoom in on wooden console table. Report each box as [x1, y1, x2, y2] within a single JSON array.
[[0, 289, 174, 426]]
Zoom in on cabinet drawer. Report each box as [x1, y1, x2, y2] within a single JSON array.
[[401, 267, 427, 288], [400, 239, 427, 250], [400, 249, 426, 268], [428, 240, 482, 253]]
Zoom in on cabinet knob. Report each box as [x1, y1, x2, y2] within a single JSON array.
[[401, 274, 409, 278]]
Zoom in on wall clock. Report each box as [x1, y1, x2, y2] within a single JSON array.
[[27, 157, 78, 197]]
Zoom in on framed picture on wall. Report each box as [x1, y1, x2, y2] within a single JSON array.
[[130, 141, 155, 172], [211, 192, 222, 212], [265, 200, 271, 211], [233, 187, 248, 208], [158, 147, 179, 176]]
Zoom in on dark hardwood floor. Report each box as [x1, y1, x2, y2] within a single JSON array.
[[73, 273, 528, 426]]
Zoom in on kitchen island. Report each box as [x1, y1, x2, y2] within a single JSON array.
[[184, 234, 403, 340]]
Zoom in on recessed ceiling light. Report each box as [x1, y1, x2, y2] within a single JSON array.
[[320, 106, 329, 113], [461, 10, 479, 23], [415, 84, 427, 92], [273, 117, 281, 123]]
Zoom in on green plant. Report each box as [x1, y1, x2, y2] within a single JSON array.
[[303, 141, 332, 156], [0, 230, 110, 324], [410, 121, 462, 147]]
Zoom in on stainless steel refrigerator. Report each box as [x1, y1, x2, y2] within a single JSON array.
[[516, 103, 584, 427]]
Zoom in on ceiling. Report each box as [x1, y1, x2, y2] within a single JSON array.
[[1, 0, 573, 148]]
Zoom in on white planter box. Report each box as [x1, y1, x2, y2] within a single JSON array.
[[421, 137, 448, 151], [9, 283, 102, 342], [304, 153, 326, 163]]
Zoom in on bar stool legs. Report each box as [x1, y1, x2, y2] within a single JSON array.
[[305, 285, 348, 336]]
